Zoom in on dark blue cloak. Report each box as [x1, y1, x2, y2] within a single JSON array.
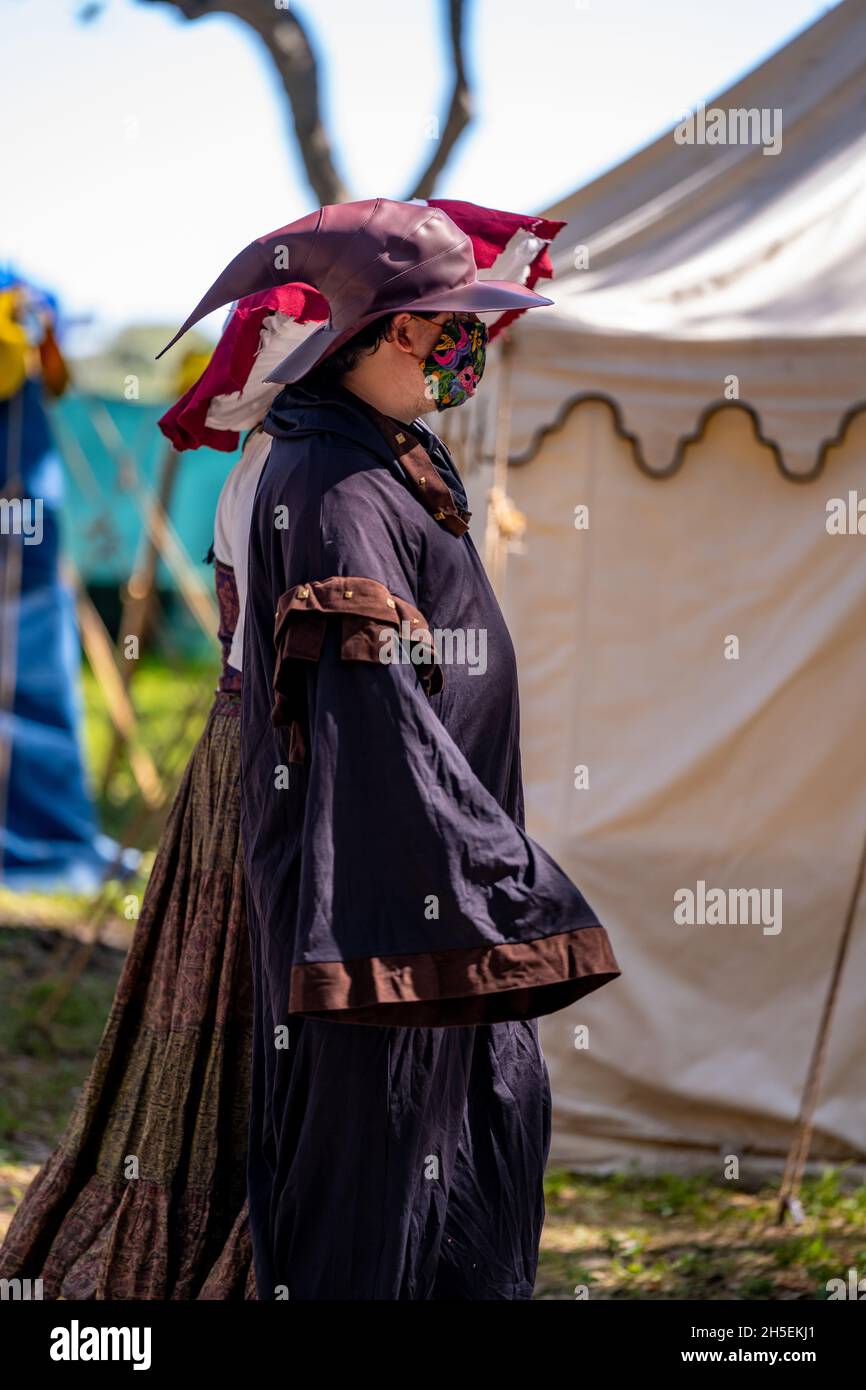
[[240, 380, 620, 1298], [241, 382, 618, 1026]]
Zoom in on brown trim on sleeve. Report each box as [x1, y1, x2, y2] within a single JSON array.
[[288, 924, 620, 1027], [272, 574, 443, 758]]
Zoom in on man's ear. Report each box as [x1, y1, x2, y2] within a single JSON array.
[[388, 313, 416, 354]]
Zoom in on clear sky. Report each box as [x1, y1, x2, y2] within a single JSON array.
[[1, 0, 842, 347]]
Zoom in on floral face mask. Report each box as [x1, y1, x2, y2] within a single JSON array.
[[416, 315, 489, 411]]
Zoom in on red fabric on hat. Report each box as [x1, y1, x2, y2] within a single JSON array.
[[428, 200, 565, 341], [428, 199, 563, 274], [158, 283, 328, 452]]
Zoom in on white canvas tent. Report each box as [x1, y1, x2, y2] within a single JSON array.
[[466, 0, 866, 1175]]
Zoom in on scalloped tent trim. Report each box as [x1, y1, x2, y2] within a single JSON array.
[[510, 394, 866, 482]]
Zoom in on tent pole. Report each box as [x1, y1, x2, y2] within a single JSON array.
[[100, 441, 181, 796], [66, 557, 166, 809], [776, 820, 866, 1222], [81, 395, 219, 641]]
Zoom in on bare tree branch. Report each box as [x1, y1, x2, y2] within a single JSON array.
[[406, 0, 473, 201], [142, 0, 351, 205], [140, 0, 474, 204]]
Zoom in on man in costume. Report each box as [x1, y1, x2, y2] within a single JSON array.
[[162, 198, 620, 1301]]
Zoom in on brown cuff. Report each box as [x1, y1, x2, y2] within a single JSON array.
[[288, 924, 620, 1027], [272, 575, 443, 758]]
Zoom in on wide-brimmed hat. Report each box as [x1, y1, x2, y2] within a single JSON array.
[[158, 198, 554, 387]]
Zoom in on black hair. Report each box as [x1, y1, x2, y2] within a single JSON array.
[[304, 310, 436, 390]]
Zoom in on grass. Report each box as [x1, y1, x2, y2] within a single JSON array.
[[537, 1169, 866, 1299], [0, 654, 207, 919], [2, 654, 865, 1294], [0, 921, 127, 1240], [3, 901, 864, 1298], [0, 925, 126, 1161], [0, 652, 213, 1236], [80, 652, 220, 847]]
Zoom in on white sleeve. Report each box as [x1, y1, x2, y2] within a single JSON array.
[[212, 428, 272, 670], [205, 311, 320, 433]]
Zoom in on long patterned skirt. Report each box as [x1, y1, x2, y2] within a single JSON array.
[[0, 692, 255, 1299]]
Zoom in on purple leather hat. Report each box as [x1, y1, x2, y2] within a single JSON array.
[[158, 198, 552, 385]]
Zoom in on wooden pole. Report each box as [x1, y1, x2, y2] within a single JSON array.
[[84, 398, 218, 641], [66, 558, 166, 809], [776, 822, 866, 1222], [100, 442, 181, 794]]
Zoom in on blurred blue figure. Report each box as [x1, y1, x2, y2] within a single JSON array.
[[0, 276, 126, 889]]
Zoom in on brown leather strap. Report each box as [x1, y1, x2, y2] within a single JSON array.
[[338, 388, 472, 537]]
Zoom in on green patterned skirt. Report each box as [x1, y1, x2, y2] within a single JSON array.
[[0, 693, 254, 1299]]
